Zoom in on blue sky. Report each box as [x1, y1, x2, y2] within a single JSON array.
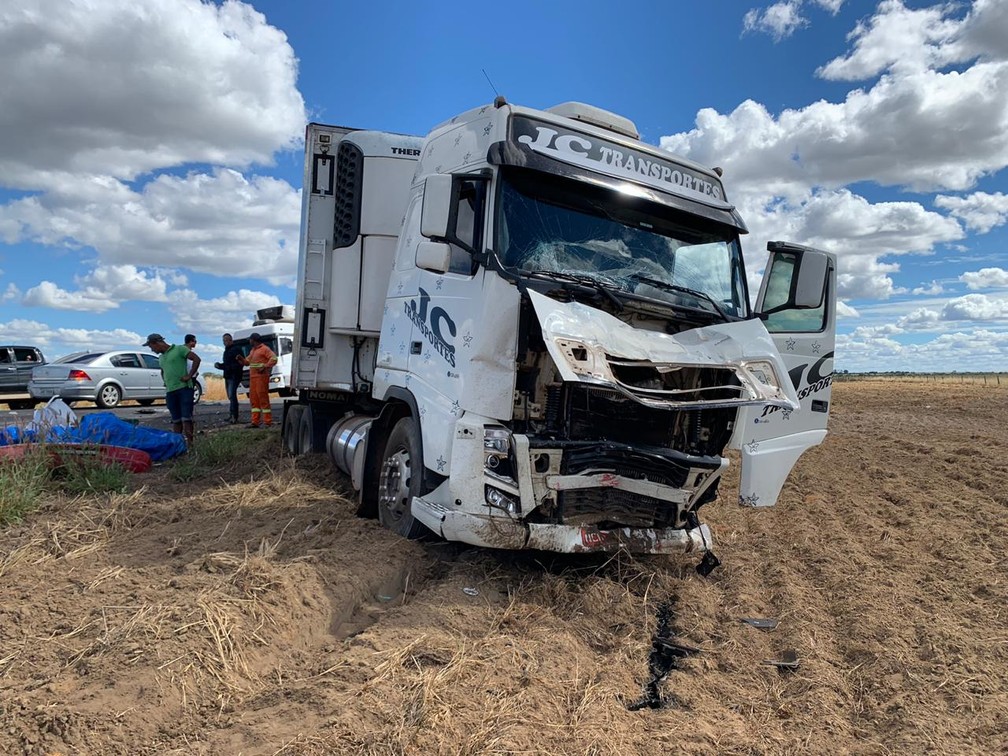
[[1, 0, 1007, 371]]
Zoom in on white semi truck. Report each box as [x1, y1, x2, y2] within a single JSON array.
[[281, 98, 836, 562], [232, 305, 296, 398]]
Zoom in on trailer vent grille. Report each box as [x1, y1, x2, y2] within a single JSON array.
[[333, 142, 364, 249]]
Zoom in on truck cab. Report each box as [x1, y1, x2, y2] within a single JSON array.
[[286, 100, 836, 558], [233, 306, 297, 398]]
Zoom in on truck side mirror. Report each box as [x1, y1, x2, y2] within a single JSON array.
[[415, 241, 452, 274], [793, 248, 828, 308], [420, 175, 453, 240]]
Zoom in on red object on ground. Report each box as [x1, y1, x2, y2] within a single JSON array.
[[0, 444, 153, 473]]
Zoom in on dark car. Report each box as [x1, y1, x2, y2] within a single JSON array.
[[29, 350, 205, 409], [0, 345, 46, 409]]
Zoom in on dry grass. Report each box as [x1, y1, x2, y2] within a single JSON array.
[[1, 382, 1007, 754]]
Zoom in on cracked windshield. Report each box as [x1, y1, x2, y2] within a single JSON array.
[[497, 172, 746, 318]]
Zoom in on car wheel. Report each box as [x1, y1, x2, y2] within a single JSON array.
[[97, 383, 122, 409], [377, 416, 431, 539], [192, 382, 202, 404]]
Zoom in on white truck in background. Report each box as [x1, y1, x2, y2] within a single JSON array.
[[232, 305, 297, 398], [281, 98, 837, 564]]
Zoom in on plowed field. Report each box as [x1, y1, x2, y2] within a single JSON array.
[[1, 380, 1005, 755]]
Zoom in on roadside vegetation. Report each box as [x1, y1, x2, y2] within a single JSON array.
[[169, 428, 274, 482], [0, 446, 131, 525]]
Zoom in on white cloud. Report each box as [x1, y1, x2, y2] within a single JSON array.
[[811, 0, 844, 12], [0, 0, 305, 191], [0, 318, 144, 358], [934, 192, 1008, 233], [743, 2, 807, 40], [2, 282, 19, 301], [896, 307, 941, 330], [819, 0, 1008, 82], [837, 300, 859, 318], [942, 292, 1008, 321], [166, 288, 284, 340], [738, 188, 961, 300], [838, 327, 1008, 372], [896, 292, 1008, 329], [21, 264, 173, 312], [912, 280, 944, 295], [23, 281, 113, 312], [960, 267, 1008, 289], [662, 63, 1008, 195], [817, 0, 962, 80], [0, 169, 301, 284]]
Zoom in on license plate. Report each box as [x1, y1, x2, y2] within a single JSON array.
[[33, 388, 56, 398]]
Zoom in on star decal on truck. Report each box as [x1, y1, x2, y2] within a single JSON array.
[[745, 439, 760, 454], [785, 337, 796, 351], [812, 341, 821, 354], [463, 332, 473, 348], [450, 399, 461, 416], [739, 493, 761, 507], [435, 278, 443, 290], [436, 455, 446, 472]]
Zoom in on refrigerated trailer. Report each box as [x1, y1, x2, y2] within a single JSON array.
[[280, 98, 837, 560]]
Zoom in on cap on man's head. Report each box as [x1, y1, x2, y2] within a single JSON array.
[[143, 333, 165, 347], [249, 332, 262, 343]]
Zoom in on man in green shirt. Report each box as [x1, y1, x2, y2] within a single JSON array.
[[144, 333, 200, 448]]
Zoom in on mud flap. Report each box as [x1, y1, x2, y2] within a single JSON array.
[[738, 429, 826, 507]]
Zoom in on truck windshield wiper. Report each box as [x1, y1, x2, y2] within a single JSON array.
[[523, 269, 625, 312], [628, 273, 729, 321]]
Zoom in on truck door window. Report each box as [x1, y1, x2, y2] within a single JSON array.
[[280, 338, 293, 355], [761, 252, 827, 333], [0, 350, 9, 364], [448, 179, 485, 275]]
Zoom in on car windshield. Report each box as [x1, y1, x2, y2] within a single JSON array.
[[495, 170, 747, 318]]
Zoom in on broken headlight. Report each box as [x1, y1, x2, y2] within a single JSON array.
[[484, 426, 516, 482], [742, 360, 781, 390]]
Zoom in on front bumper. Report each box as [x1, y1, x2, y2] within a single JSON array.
[[412, 496, 711, 554]]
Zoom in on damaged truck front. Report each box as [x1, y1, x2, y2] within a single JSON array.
[[287, 99, 837, 560]]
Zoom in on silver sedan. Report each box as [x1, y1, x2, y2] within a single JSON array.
[[28, 350, 205, 409]]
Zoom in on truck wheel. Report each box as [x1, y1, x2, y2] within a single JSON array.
[[378, 417, 431, 539], [283, 404, 306, 456], [298, 407, 315, 454], [97, 384, 122, 409]]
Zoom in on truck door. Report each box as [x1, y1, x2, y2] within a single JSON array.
[[732, 242, 837, 507]]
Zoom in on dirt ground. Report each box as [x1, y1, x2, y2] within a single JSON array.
[[0, 380, 1005, 755]]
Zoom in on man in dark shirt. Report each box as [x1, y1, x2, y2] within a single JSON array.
[[214, 333, 244, 424]]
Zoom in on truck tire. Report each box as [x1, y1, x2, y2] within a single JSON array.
[[282, 404, 306, 456], [298, 407, 315, 454], [97, 383, 122, 409], [377, 416, 432, 539]]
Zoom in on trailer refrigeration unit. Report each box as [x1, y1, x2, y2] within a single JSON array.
[[281, 99, 837, 562]]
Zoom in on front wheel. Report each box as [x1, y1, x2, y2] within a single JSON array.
[[97, 383, 122, 409], [377, 417, 431, 539], [192, 382, 202, 404]]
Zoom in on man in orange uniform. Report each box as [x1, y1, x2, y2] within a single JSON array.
[[238, 332, 277, 428]]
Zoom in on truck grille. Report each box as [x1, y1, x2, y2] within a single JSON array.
[[557, 489, 675, 529]]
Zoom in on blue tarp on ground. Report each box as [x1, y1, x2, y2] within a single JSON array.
[[0, 413, 186, 461]]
